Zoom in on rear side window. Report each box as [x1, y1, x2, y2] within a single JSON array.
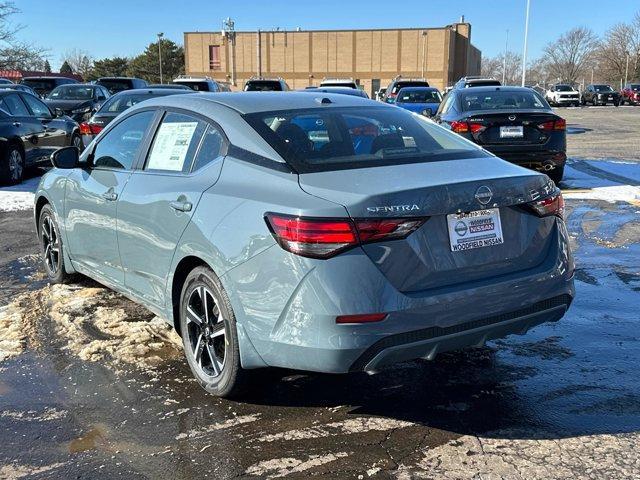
[[244, 106, 487, 173], [93, 111, 155, 170], [192, 125, 224, 171], [145, 112, 207, 173], [174, 81, 211, 92], [2, 94, 29, 115]]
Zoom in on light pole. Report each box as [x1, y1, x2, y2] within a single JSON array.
[[502, 29, 509, 85], [521, 0, 531, 86], [625, 51, 630, 86], [157, 32, 164, 84]]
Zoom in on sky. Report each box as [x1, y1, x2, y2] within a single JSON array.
[[14, 0, 640, 70]]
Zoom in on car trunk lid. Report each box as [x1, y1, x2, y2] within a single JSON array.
[[460, 110, 563, 146], [299, 156, 557, 292]]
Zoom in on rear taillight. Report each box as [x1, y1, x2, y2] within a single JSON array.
[[336, 313, 387, 324], [538, 119, 566, 131], [79, 122, 103, 135], [450, 121, 485, 134], [265, 213, 426, 259], [525, 192, 564, 219], [450, 120, 469, 133]]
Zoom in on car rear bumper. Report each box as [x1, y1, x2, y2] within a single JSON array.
[[554, 97, 579, 104], [223, 219, 575, 373], [350, 294, 570, 372], [488, 149, 567, 172]]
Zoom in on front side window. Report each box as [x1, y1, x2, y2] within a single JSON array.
[[461, 91, 547, 111], [145, 112, 207, 173], [244, 106, 487, 173], [3, 94, 30, 116], [593, 85, 613, 92], [92, 111, 155, 170]]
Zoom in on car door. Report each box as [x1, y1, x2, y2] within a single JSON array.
[[117, 110, 226, 307], [64, 110, 157, 285], [20, 93, 68, 151], [0, 93, 43, 164]]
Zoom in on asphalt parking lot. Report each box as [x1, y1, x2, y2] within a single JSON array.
[[0, 106, 639, 480]]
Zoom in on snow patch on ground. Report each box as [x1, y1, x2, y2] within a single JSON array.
[[0, 461, 66, 479], [397, 431, 640, 479], [175, 414, 261, 441], [0, 407, 67, 422], [0, 283, 182, 369], [0, 177, 39, 212], [245, 452, 348, 479], [563, 185, 640, 203], [256, 417, 414, 443]]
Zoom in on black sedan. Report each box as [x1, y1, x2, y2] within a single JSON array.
[[44, 84, 111, 123], [434, 86, 566, 184], [0, 90, 80, 185], [79, 88, 194, 147], [581, 84, 620, 106]]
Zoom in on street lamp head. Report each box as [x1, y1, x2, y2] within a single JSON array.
[[157, 32, 164, 38]]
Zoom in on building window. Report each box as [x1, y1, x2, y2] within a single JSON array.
[[209, 45, 221, 71]]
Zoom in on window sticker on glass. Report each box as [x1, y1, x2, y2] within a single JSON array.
[[147, 122, 198, 171]]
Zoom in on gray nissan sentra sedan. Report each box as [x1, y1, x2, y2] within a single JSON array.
[[34, 92, 575, 397]]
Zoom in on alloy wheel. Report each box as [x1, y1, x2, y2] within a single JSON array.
[[8, 149, 23, 182], [41, 215, 60, 274], [186, 285, 227, 378]]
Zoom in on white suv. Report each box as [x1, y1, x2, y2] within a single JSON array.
[[545, 84, 580, 107]]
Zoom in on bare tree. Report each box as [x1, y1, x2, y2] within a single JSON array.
[[61, 48, 93, 79], [0, 1, 19, 44], [481, 51, 523, 86], [543, 27, 599, 84], [596, 16, 640, 84], [0, 42, 47, 70]]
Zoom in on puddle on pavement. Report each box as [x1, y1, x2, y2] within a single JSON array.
[[68, 425, 108, 453]]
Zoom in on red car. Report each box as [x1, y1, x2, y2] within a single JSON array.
[[620, 83, 640, 105]]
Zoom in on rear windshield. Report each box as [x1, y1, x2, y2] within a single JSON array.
[[461, 91, 547, 111], [97, 79, 133, 94], [630, 84, 640, 90], [174, 81, 213, 92], [100, 93, 161, 113], [243, 106, 488, 173], [21, 79, 56, 90], [321, 82, 357, 88], [397, 89, 441, 103], [593, 85, 613, 92], [555, 85, 573, 92], [391, 81, 429, 94], [47, 85, 94, 100], [245, 80, 282, 91]]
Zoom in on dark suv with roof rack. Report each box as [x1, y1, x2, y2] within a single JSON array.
[[383, 77, 430, 103], [244, 77, 290, 91]]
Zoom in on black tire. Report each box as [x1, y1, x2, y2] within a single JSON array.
[[581, 97, 586, 106], [179, 266, 250, 398], [548, 165, 565, 186], [39, 204, 73, 283], [71, 132, 83, 151], [0, 143, 25, 185]]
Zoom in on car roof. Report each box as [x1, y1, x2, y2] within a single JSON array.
[[397, 86, 438, 91], [136, 91, 379, 114], [111, 88, 194, 97], [98, 77, 140, 80], [454, 86, 539, 94], [22, 76, 74, 80]]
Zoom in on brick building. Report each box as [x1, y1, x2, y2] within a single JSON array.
[[184, 22, 481, 95]]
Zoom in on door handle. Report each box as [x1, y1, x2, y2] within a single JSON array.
[[12, 122, 20, 127], [102, 191, 118, 201], [170, 200, 192, 212]]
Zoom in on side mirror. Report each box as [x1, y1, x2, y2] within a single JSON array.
[[54, 108, 64, 118], [51, 146, 79, 169]]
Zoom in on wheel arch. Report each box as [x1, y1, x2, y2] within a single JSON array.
[[34, 194, 51, 231], [170, 255, 210, 336]]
